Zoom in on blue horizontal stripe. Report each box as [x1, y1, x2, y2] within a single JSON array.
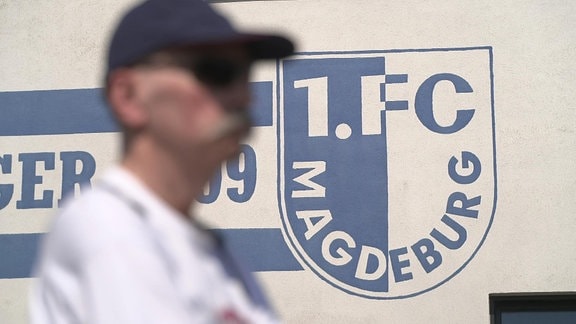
[[0, 88, 117, 136], [0, 233, 42, 279], [0, 82, 273, 136], [0, 228, 302, 279], [214, 228, 303, 272]]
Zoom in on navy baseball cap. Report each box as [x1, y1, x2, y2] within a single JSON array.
[[107, 0, 294, 74]]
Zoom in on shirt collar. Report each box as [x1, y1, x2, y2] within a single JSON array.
[[99, 165, 215, 250]]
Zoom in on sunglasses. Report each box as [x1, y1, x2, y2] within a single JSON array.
[[135, 51, 251, 88], [188, 56, 251, 88]]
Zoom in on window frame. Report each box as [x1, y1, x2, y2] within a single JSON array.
[[490, 292, 576, 324]]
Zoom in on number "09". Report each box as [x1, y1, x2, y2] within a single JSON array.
[[197, 144, 257, 204]]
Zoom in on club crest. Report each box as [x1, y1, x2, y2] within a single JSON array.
[[277, 47, 496, 299]]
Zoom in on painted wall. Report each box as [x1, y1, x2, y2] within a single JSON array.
[[1, 0, 575, 323]]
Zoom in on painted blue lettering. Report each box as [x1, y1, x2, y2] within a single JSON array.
[[411, 238, 442, 273], [415, 73, 475, 134], [198, 144, 257, 204], [448, 151, 481, 184], [446, 192, 481, 218], [197, 168, 222, 204], [389, 247, 413, 283], [226, 144, 257, 203], [383, 74, 409, 111], [59, 151, 96, 205], [17, 152, 55, 209], [0, 154, 14, 210], [431, 215, 467, 250]]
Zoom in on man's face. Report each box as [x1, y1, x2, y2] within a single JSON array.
[[124, 45, 253, 172]]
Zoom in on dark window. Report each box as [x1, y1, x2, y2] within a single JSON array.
[[490, 292, 576, 324], [206, 0, 279, 3]]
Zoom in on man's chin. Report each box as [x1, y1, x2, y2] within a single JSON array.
[[207, 112, 252, 143]]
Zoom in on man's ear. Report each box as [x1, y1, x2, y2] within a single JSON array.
[[107, 69, 148, 129]]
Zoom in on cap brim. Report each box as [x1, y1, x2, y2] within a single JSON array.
[[243, 34, 295, 59], [195, 33, 294, 60]]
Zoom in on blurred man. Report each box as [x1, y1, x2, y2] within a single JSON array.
[[31, 0, 294, 322]]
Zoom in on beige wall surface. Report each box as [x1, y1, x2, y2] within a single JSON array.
[[1, 0, 575, 323]]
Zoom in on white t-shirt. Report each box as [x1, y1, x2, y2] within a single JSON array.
[[30, 166, 279, 324]]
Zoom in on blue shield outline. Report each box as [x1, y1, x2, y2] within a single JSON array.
[[277, 46, 497, 299]]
